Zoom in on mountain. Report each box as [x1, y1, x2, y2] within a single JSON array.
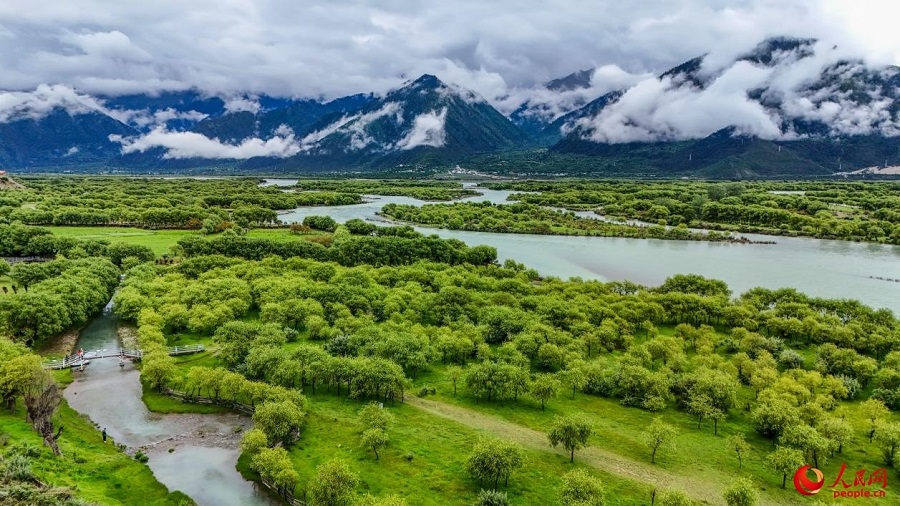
[[271, 74, 529, 170], [190, 93, 374, 143], [0, 110, 136, 168], [552, 36, 900, 177], [509, 69, 599, 142]]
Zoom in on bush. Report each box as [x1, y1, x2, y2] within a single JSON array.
[[477, 489, 509, 506], [2, 454, 33, 481], [134, 451, 149, 463]]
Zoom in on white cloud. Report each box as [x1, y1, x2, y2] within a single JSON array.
[[224, 97, 261, 114], [397, 108, 447, 149], [0, 0, 894, 105], [0, 84, 107, 122], [110, 125, 301, 159], [570, 39, 900, 142]]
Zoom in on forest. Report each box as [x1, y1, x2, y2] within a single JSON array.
[[1, 175, 899, 505], [485, 180, 900, 244]]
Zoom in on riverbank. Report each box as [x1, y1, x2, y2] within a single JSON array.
[[0, 401, 192, 505]]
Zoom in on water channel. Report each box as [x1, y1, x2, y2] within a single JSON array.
[[63, 302, 277, 506], [60, 179, 900, 504], [267, 180, 900, 313]]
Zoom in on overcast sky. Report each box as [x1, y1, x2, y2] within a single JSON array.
[[0, 0, 897, 102]]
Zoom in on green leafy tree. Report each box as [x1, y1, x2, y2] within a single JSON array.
[[142, 353, 177, 393], [722, 477, 758, 506], [253, 400, 306, 446], [657, 489, 694, 506], [767, 446, 804, 489], [874, 421, 900, 466], [446, 365, 464, 395], [251, 447, 299, 500], [308, 459, 358, 506], [361, 428, 389, 460], [530, 374, 560, 411], [726, 434, 750, 470], [861, 399, 890, 442], [358, 402, 394, 431], [241, 428, 268, 456], [548, 415, 593, 463], [559, 468, 605, 506], [466, 438, 525, 490], [644, 417, 677, 464]]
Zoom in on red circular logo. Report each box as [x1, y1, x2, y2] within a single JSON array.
[[793, 465, 825, 496]]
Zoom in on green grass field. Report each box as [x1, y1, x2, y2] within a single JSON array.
[[0, 402, 189, 505], [45, 226, 328, 256]]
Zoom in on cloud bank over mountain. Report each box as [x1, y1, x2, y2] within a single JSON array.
[[0, 0, 896, 107]]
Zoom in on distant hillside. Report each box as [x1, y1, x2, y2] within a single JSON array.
[[553, 37, 900, 177]]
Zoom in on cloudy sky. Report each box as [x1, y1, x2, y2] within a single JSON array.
[[0, 0, 897, 103]]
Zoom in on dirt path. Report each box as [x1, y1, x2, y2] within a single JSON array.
[[405, 396, 786, 506]]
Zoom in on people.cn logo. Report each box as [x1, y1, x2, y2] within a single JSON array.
[[794, 465, 826, 496]]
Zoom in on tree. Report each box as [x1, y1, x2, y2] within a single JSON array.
[[819, 417, 852, 456], [466, 438, 525, 489], [861, 399, 890, 442], [20, 364, 63, 455], [726, 434, 750, 470], [253, 400, 306, 446], [0, 259, 9, 277], [142, 353, 177, 393], [530, 374, 560, 411], [361, 428, 389, 460], [548, 415, 593, 463], [722, 477, 758, 506], [768, 447, 804, 488], [308, 459, 358, 506], [447, 365, 464, 395], [559, 468, 605, 506], [241, 428, 268, 456], [358, 402, 394, 431], [251, 447, 299, 500], [873, 422, 900, 466], [657, 489, 693, 506], [644, 417, 677, 464]]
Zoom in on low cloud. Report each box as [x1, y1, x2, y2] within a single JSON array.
[[397, 108, 447, 149], [224, 97, 261, 114], [110, 124, 301, 159], [570, 40, 900, 143], [0, 84, 107, 122]]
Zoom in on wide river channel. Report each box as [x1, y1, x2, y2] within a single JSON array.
[[271, 180, 900, 314], [61, 179, 900, 506]]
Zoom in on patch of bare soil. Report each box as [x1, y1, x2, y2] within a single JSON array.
[[36, 328, 80, 357], [117, 323, 139, 350], [0, 176, 24, 190]]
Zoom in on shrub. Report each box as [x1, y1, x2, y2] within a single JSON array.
[[477, 489, 509, 506]]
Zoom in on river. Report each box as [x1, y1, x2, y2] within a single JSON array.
[[63, 303, 276, 506], [267, 181, 900, 313]]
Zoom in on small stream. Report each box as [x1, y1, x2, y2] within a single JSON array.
[[62, 303, 276, 506]]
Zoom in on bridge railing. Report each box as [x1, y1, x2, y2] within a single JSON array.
[[42, 344, 205, 369]]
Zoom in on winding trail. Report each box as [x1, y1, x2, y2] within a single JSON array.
[[405, 396, 793, 506]]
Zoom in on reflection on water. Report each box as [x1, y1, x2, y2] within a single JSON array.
[[63, 312, 276, 506], [279, 187, 900, 313]]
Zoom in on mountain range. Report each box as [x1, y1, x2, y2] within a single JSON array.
[[0, 36, 898, 177]]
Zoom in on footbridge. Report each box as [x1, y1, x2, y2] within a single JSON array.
[[43, 344, 205, 370]]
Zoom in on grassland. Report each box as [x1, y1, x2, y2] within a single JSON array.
[[45, 226, 326, 255], [0, 403, 190, 506]]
